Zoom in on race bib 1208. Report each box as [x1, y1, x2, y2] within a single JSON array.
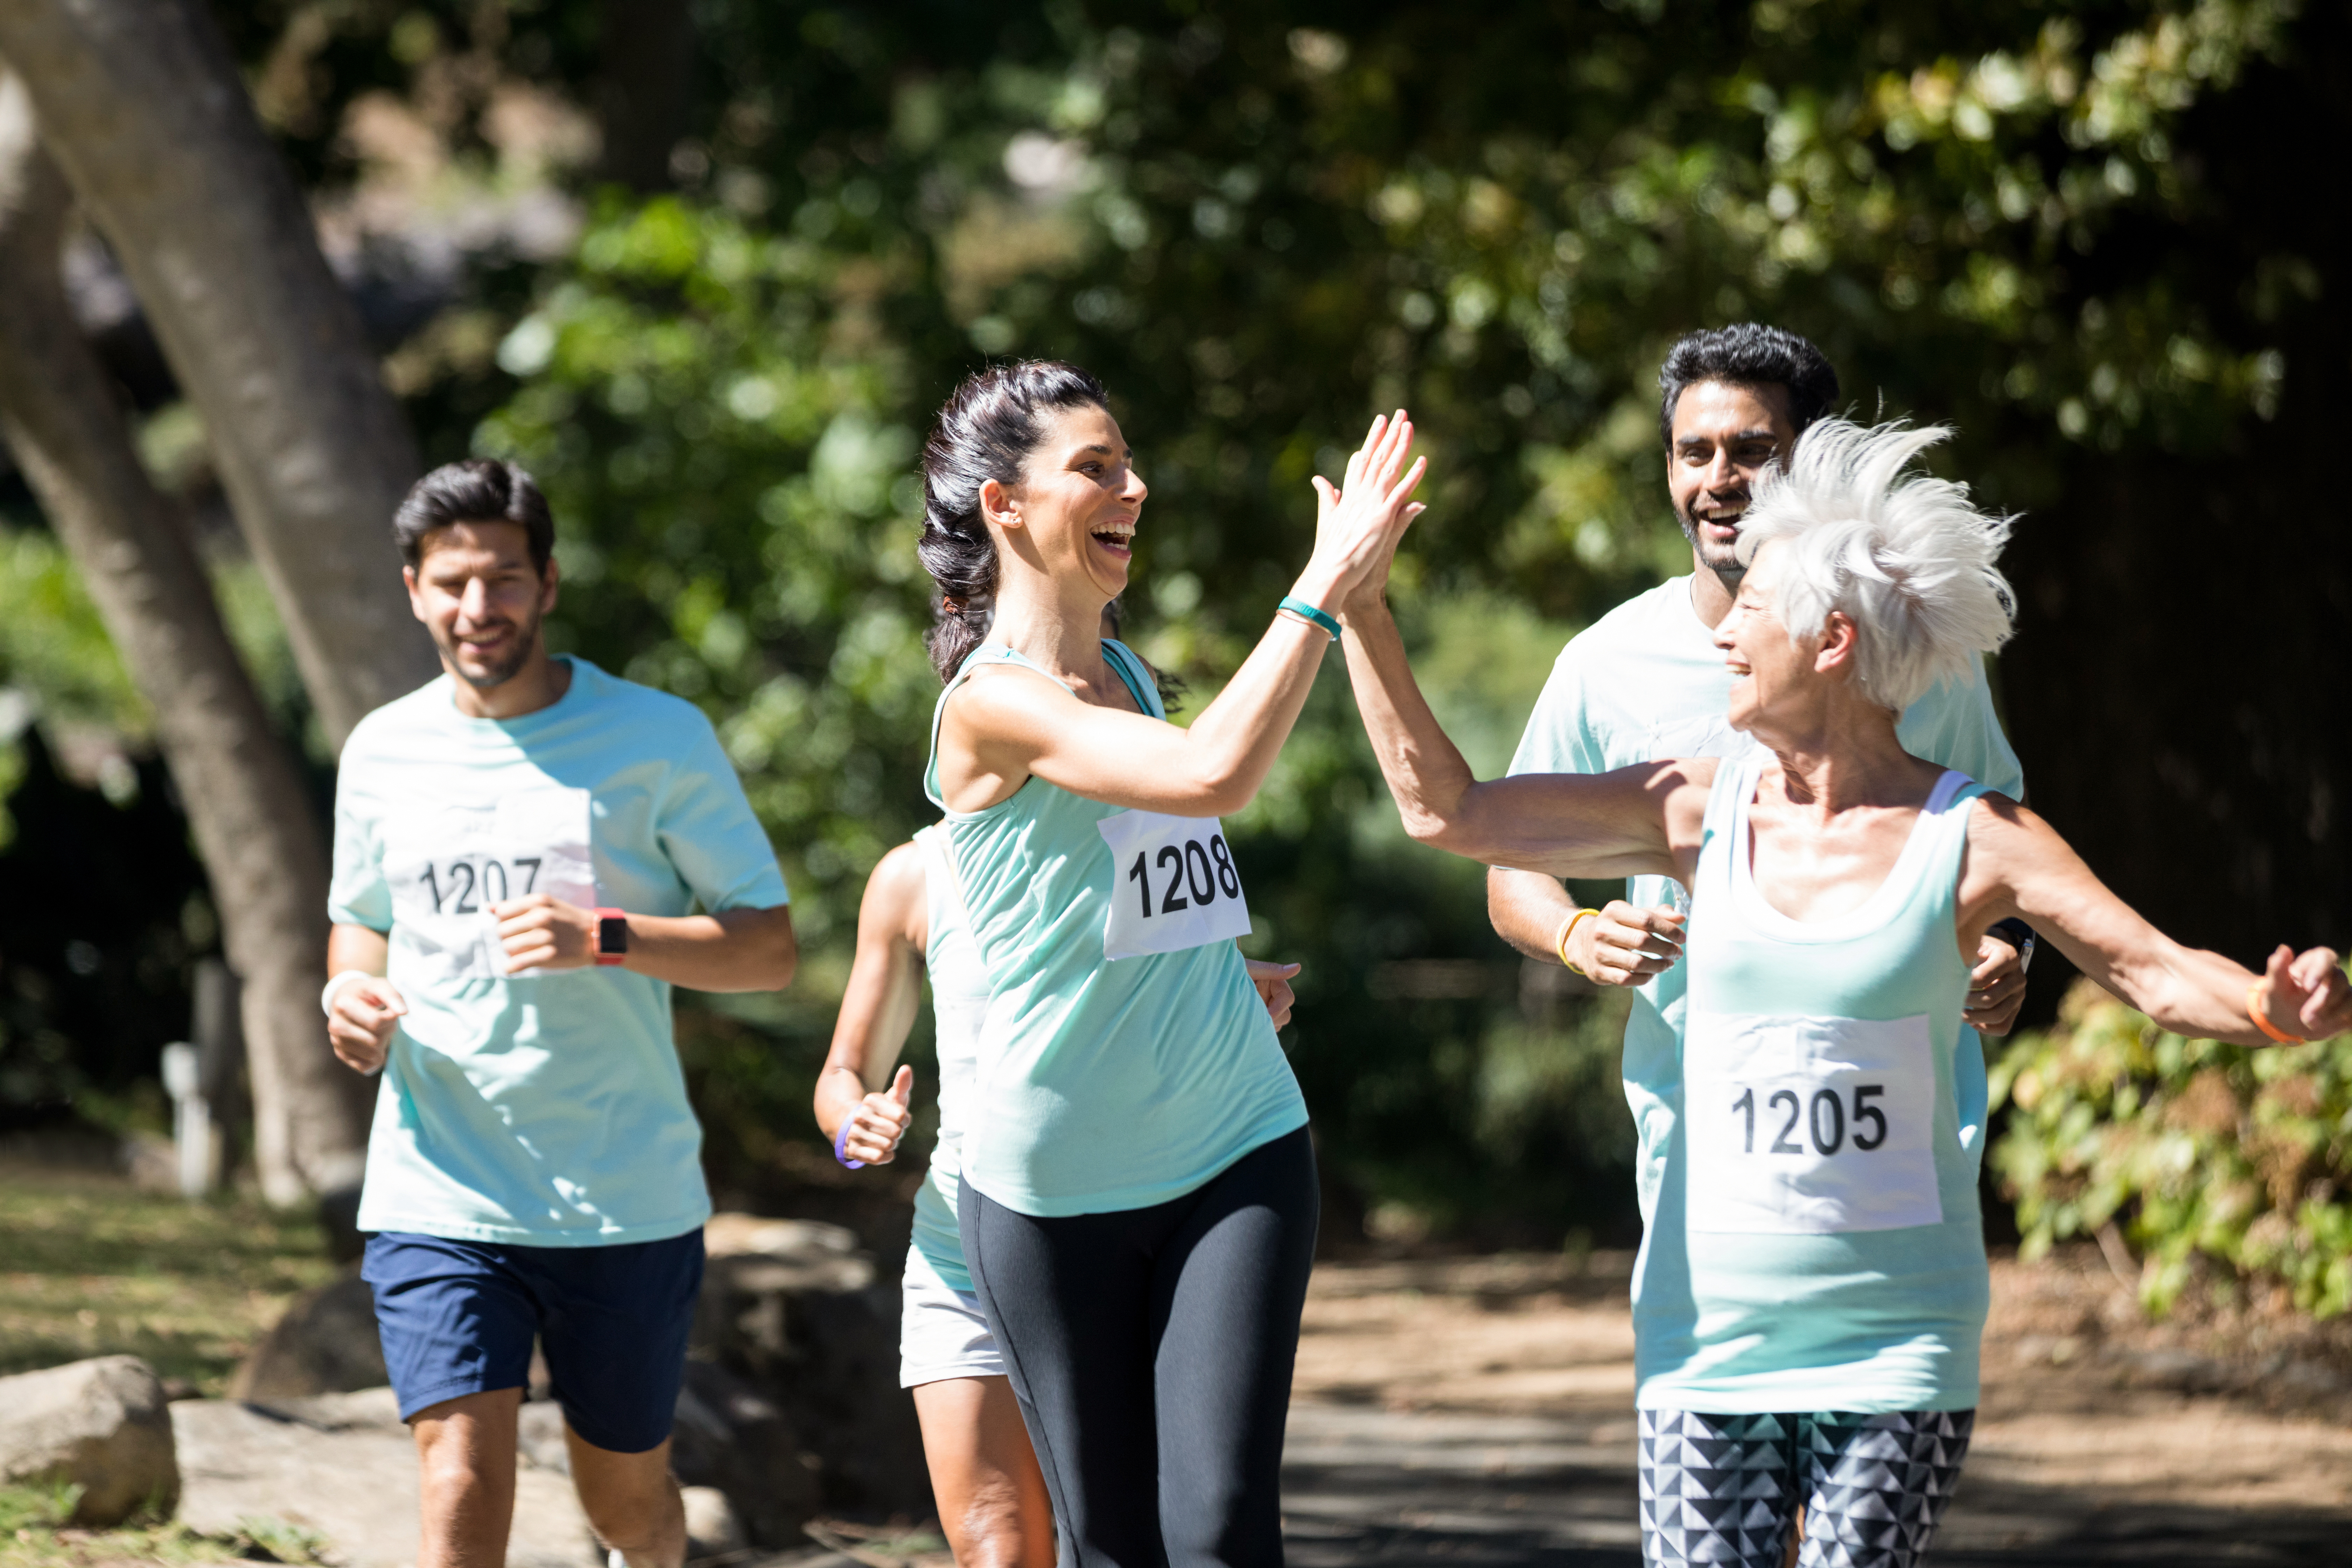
[[1095, 809, 1253, 961], [1682, 1011, 1944, 1235], [382, 785, 597, 985]]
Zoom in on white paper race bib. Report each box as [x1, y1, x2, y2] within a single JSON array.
[[382, 785, 597, 985], [1095, 810, 1253, 961], [1683, 1011, 1943, 1235]]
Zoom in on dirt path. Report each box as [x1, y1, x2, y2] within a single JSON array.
[[1283, 1249, 2352, 1565]]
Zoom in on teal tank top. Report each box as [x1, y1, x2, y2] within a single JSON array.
[[906, 825, 988, 1293], [924, 639, 1308, 1217], [1634, 748, 1991, 1414]]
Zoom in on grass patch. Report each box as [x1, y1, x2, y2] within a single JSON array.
[[0, 1480, 314, 1566], [0, 1164, 336, 1396]]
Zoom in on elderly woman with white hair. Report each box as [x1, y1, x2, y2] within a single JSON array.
[[1330, 417, 2352, 1567]]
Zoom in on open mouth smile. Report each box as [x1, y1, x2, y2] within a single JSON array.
[[1091, 518, 1136, 559]]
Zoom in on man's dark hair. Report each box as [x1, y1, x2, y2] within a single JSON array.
[[1657, 324, 1840, 449], [393, 459, 555, 573]]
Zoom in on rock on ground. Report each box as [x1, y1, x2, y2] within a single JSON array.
[[229, 1272, 387, 1401], [173, 1390, 597, 1568], [0, 1354, 181, 1525], [697, 1213, 930, 1524]]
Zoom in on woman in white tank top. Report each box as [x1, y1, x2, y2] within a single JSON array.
[[1334, 416, 2351, 1567]]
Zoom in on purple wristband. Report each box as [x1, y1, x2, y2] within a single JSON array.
[[833, 1120, 866, 1171]]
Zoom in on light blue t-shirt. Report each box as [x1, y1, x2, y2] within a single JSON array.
[[925, 640, 1308, 1217], [329, 658, 790, 1246], [1505, 575, 2023, 1260]]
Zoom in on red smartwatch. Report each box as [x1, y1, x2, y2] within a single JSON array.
[[594, 908, 629, 967]]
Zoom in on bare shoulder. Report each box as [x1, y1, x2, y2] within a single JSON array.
[[941, 659, 1079, 743], [1963, 788, 2057, 856], [860, 841, 929, 944]]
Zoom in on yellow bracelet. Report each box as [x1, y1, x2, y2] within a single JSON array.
[[1556, 907, 1599, 976]]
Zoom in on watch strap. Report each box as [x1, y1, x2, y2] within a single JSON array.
[[594, 907, 628, 966]]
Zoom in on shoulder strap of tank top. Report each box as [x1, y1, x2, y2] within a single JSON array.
[[1100, 638, 1164, 720], [1911, 768, 1988, 909], [1703, 747, 1764, 838], [924, 644, 1076, 808]]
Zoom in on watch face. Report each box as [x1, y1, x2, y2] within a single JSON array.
[[598, 915, 628, 954]]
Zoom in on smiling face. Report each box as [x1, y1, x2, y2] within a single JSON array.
[[1668, 379, 1798, 580], [990, 402, 1148, 602], [1713, 541, 1820, 736], [405, 520, 558, 691]]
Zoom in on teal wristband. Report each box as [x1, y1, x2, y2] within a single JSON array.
[[1277, 596, 1342, 642]]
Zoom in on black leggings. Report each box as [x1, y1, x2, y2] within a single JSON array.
[[961, 1127, 1318, 1568]]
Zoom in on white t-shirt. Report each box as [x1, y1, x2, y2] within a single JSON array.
[[1505, 575, 2024, 1231], [329, 658, 789, 1246]]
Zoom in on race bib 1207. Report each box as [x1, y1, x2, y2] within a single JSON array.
[[382, 785, 597, 985], [1682, 1011, 1944, 1235], [1095, 809, 1253, 961]]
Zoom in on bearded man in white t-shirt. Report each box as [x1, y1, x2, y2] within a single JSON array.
[[1491, 326, 2035, 1159]]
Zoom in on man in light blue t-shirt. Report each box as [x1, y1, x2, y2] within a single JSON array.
[[323, 460, 794, 1568], [1490, 325, 2034, 1246]]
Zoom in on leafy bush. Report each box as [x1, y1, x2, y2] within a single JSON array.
[[1991, 976, 2352, 1317]]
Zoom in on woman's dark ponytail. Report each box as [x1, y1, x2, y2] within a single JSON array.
[[917, 359, 1111, 682]]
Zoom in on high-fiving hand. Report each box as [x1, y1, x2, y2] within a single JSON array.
[[1308, 411, 1427, 609]]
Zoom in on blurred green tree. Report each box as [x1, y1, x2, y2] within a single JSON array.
[[7, 0, 2342, 1239]]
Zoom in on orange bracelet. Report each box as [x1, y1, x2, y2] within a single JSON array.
[[2247, 981, 2304, 1044], [1556, 907, 1600, 977]]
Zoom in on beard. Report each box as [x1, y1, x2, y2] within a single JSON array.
[[435, 609, 541, 690], [1678, 501, 1747, 580]]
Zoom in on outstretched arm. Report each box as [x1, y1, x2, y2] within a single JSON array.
[[814, 844, 926, 1164], [1959, 797, 2351, 1046], [1336, 593, 1702, 880], [942, 414, 1427, 818]]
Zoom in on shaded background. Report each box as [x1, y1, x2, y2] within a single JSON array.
[[2, 0, 2343, 1251]]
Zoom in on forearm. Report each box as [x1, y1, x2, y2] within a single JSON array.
[[327, 923, 390, 978], [1176, 582, 1344, 813], [1489, 867, 1577, 962], [1336, 596, 1487, 849], [617, 905, 797, 992], [2113, 943, 2271, 1046]]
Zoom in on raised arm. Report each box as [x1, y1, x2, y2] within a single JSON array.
[[813, 843, 925, 1165], [941, 413, 1428, 817], [1336, 592, 1704, 880], [1959, 797, 2351, 1046]]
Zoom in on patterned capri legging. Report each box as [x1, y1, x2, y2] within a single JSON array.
[[1638, 1408, 1974, 1567]]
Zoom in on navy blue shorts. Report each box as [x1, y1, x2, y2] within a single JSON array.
[[361, 1228, 704, 1454]]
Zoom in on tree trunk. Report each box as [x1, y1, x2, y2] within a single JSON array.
[[0, 76, 369, 1205], [0, 0, 436, 750]]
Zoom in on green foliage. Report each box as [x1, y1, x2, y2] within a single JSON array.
[[452, 0, 2319, 1236], [0, 528, 148, 741], [1991, 976, 2352, 1317]]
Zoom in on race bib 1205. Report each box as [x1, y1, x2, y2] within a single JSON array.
[[1095, 809, 1253, 961], [382, 785, 597, 985], [1682, 1011, 1944, 1235]]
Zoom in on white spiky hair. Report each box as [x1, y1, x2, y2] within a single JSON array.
[[1734, 418, 2016, 712]]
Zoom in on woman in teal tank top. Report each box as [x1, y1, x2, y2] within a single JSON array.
[[1331, 416, 2350, 1567], [913, 360, 1426, 1566]]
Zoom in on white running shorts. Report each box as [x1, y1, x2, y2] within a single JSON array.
[[899, 1247, 1007, 1389]]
